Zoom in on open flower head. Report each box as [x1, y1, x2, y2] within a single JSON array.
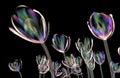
[[9, 5, 49, 44], [87, 12, 115, 40], [8, 59, 22, 72], [52, 34, 71, 53]]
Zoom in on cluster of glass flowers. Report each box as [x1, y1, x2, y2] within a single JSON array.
[[8, 5, 120, 78]]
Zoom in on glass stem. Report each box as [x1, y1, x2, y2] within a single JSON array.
[[103, 40, 115, 78], [89, 70, 94, 78], [63, 53, 71, 78], [41, 43, 55, 78], [100, 65, 104, 78], [18, 71, 22, 78], [86, 66, 90, 78]]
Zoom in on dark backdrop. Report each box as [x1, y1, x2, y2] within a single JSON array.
[[0, 0, 120, 78]]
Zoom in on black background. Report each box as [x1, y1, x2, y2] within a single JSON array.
[[0, 0, 120, 78]]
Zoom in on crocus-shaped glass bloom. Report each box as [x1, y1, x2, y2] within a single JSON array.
[[110, 61, 120, 73], [9, 5, 49, 44], [52, 34, 71, 53], [93, 51, 105, 65], [118, 47, 120, 56], [87, 12, 115, 40], [8, 59, 22, 72], [36, 55, 50, 74]]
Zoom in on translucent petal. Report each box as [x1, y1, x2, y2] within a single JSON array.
[[93, 51, 105, 65], [110, 61, 120, 73], [118, 47, 120, 56], [86, 58, 95, 71], [52, 34, 71, 53], [75, 56, 83, 66], [8, 59, 22, 72], [9, 5, 49, 44], [87, 12, 115, 40]]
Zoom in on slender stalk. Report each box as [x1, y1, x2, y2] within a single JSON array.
[[103, 40, 115, 78], [41, 43, 55, 78], [89, 70, 94, 78], [63, 53, 71, 78], [43, 74, 45, 78], [77, 75, 80, 78], [39, 74, 41, 78], [81, 74, 83, 78], [18, 71, 22, 78], [86, 67, 90, 78], [100, 65, 104, 78]]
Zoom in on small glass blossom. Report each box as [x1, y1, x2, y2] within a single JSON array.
[[52, 61, 62, 77], [36, 55, 50, 74], [75, 37, 93, 54], [86, 58, 95, 71], [87, 12, 115, 40], [93, 51, 105, 65], [62, 54, 76, 68], [52, 34, 71, 53], [110, 61, 120, 73], [8, 59, 22, 72], [60, 67, 69, 78], [9, 5, 49, 44]]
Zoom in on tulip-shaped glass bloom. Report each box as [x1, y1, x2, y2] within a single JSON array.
[[75, 37, 93, 54], [86, 58, 95, 71], [52, 61, 62, 77], [62, 54, 76, 68], [9, 5, 49, 44], [110, 61, 120, 73], [87, 12, 115, 40], [8, 59, 22, 72], [52, 34, 71, 53], [93, 51, 105, 65], [118, 47, 120, 56], [36, 55, 50, 74]]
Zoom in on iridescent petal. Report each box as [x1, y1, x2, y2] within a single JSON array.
[[75, 37, 93, 54], [86, 58, 95, 71], [118, 47, 120, 56], [71, 66, 82, 76], [93, 51, 105, 65], [9, 5, 49, 44], [8, 59, 22, 72], [62, 54, 76, 68], [110, 61, 120, 73], [52, 34, 71, 53], [87, 12, 115, 40], [52, 61, 62, 77], [81, 50, 93, 62], [75, 56, 83, 66]]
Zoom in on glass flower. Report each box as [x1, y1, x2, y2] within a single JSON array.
[[52, 61, 62, 77], [75, 37, 93, 54], [36, 55, 50, 74], [118, 47, 120, 56], [110, 61, 120, 73], [52, 34, 71, 53], [86, 58, 95, 71], [62, 54, 76, 68], [8, 59, 22, 72], [60, 67, 69, 78], [9, 5, 49, 44], [93, 51, 105, 65], [71, 66, 82, 76], [87, 12, 115, 40]]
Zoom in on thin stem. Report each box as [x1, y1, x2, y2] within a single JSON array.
[[103, 40, 115, 78], [41, 43, 55, 78], [77, 75, 80, 78], [86, 67, 90, 78], [89, 70, 94, 78], [18, 71, 22, 78], [63, 53, 71, 78], [100, 65, 104, 78], [43, 74, 45, 78], [80, 74, 83, 78], [39, 74, 41, 78]]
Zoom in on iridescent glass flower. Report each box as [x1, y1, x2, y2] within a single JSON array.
[[93, 51, 105, 65], [36, 55, 50, 74], [9, 5, 49, 44], [87, 12, 115, 40], [86, 58, 95, 71], [8, 59, 22, 72], [75, 37, 93, 54], [110, 61, 120, 73]]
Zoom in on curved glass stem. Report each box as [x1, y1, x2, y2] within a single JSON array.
[[63, 53, 71, 78], [39, 74, 41, 78], [43, 74, 45, 78], [80, 74, 83, 78], [41, 43, 55, 78], [103, 40, 115, 78], [100, 65, 104, 78], [89, 70, 94, 78], [86, 67, 90, 78], [18, 71, 22, 78]]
